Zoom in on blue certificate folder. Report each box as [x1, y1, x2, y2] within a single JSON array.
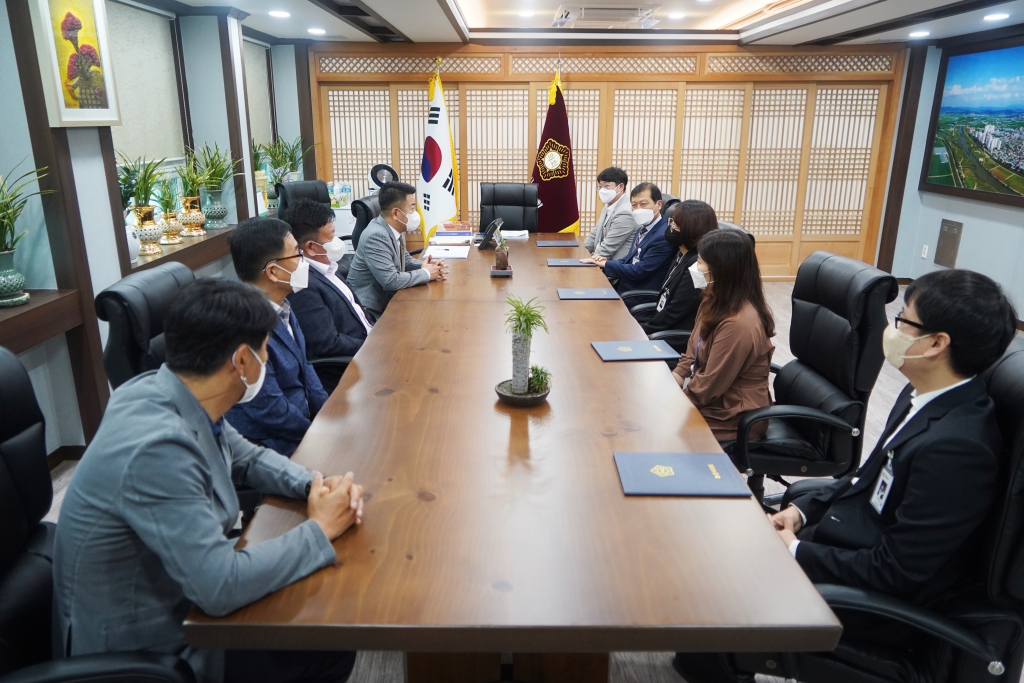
[[537, 240, 579, 247], [613, 452, 752, 497], [547, 258, 596, 267], [591, 340, 681, 361], [557, 288, 619, 300]]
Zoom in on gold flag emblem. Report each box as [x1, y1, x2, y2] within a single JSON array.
[[651, 465, 675, 478], [574, 291, 585, 294], [617, 346, 632, 352]]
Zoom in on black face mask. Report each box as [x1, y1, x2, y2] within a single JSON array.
[[665, 227, 685, 248]]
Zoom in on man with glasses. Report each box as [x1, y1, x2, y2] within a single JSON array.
[[225, 217, 329, 456], [583, 167, 636, 261], [672, 268, 1018, 683]]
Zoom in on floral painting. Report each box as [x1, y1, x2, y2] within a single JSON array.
[[48, 0, 108, 109]]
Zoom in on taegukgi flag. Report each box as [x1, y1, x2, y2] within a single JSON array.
[[532, 68, 579, 234], [418, 66, 459, 243]]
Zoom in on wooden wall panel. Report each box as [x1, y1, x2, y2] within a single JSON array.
[[464, 88, 530, 227], [679, 87, 745, 223], [612, 88, 678, 203], [324, 87, 391, 198]]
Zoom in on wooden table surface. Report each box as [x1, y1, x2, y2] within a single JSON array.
[[184, 235, 841, 655]]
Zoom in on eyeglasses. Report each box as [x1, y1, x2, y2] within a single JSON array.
[[264, 253, 301, 271], [894, 311, 930, 333]]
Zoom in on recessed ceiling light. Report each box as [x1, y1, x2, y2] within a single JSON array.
[[984, 13, 1010, 20], [307, 28, 326, 35], [668, 12, 685, 19], [519, 10, 534, 17], [268, 10, 289, 18], [909, 31, 930, 38]]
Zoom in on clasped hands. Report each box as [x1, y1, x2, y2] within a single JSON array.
[[580, 255, 608, 269], [767, 505, 803, 548], [307, 471, 365, 541], [423, 254, 449, 281]]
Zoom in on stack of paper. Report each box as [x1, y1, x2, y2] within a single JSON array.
[[431, 235, 473, 245], [423, 245, 470, 260], [501, 230, 529, 240]]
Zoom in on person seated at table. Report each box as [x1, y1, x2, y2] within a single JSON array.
[[53, 277, 365, 683], [671, 268, 1017, 683], [584, 182, 674, 294], [671, 229, 774, 444], [346, 180, 447, 320], [640, 199, 718, 336], [583, 166, 636, 261], [226, 217, 329, 456], [283, 198, 374, 388]]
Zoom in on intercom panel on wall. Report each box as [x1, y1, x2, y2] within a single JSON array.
[[934, 219, 963, 269]]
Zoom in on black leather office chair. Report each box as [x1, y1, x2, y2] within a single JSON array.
[[350, 194, 380, 250], [95, 262, 195, 389], [734, 337, 1024, 683], [0, 346, 194, 683], [729, 251, 898, 502], [274, 180, 330, 215], [660, 193, 679, 221], [479, 183, 538, 233]]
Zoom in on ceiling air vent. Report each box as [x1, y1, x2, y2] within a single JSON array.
[[552, 5, 661, 29]]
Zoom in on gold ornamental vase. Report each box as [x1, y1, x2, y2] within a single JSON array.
[[160, 211, 183, 245], [133, 205, 162, 255], [178, 196, 207, 237]]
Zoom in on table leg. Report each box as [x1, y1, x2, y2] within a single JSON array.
[[513, 653, 610, 683], [404, 653, 502, 683]]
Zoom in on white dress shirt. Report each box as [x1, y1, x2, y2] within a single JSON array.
[[629, 216, 659, 264], [788, 376, 975, 557], [269, 299, 294, 339], [305, 257, 374, 333]]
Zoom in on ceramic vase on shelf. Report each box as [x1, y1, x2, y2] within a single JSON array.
[[178, 196, 206, 237], [133, 205, 162, 255], [160, 212, 183, 245], [0, 249, 29, 308], [124, 211, 141, 264], [202, 188, 228, 230]]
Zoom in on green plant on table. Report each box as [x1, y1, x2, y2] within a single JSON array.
[[0, 160, 53, 251], [528, 365, 551, 394], [154, 178, 179, 214], [261, 137, 292, 186], [131, 157, 166, 208], [284, 135, 315, 172], [252, 139, 268, 170], [175, 149, 206, 198], [116, 153, 139, 211], [196, 142, 240, 192], [504, 294, 548, 338]]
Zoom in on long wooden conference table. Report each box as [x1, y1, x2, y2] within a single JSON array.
[[184, 235, 841, 682]]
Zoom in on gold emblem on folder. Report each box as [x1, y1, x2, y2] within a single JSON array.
[[617, 346, 632, 352], [574, 290, 585, 294], [707, 464, 721, 479], [651, 465, 675, 478], [652, 344, 663, 352]]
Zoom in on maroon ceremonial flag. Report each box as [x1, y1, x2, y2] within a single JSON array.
[[532, 74, 580, 234]]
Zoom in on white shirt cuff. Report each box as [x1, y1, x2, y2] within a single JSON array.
[[789, 504, 808, 526], [789, 539, 800, 557]]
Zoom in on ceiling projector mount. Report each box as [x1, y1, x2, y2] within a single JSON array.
[[552, 5, 660, 29]]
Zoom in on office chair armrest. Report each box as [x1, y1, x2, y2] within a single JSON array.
[[648, 328, 692, 348], [0, 653, 196, 683], [629, 302, 657, 315], [409, 248, 423, 256], [309, 356, 353, 368], [815, 584, 1007, 674], [619, 289, 659, 301], [340, 235, 353, 242], [733, 405, 858, 473], [770, 363, 785, 374]]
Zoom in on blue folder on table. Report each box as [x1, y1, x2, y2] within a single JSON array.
[[591, 340, 680, 361], [558, 288, 619, 300], [613, 452, 751, 497], [537, 240, 579, 247], [547, 258, 595, 267]]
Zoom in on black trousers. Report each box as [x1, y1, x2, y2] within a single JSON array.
[[224, 649, 356, 683]]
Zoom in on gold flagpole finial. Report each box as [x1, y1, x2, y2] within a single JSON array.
[[434, 56, 442, 74]]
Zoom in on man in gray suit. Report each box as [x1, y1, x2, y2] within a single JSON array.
[[582, 167, 637, 262], [53, 278, 365, 683], [346, 180, 447, 319]]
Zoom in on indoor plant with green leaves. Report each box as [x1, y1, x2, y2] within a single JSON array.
[[196, 142, 240, 229], [154, 178, 182, 245], [284, 136, 315, 179], [259, 138, 291, 207], [131, 157, 166, 255], [0, 162, 52, 307], [116, 154, 142, 262], [175, 149, 207, 236], [496, 295, 551, 406]]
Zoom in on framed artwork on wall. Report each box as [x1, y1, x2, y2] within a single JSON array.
[[26, 0, 120, 126]]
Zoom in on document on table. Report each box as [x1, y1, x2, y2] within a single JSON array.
[[502, 230, 530, 240], [591, 340, 681, 361], [613, 452, 752, 497], [423, 245, 470, 260], [547, 258, 596, 267]]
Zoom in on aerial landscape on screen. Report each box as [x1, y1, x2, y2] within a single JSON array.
[[925, 44, 1024, 198]]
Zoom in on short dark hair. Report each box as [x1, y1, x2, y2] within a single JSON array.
[[672, 200, 718, 251], [281, 199, 335, 248], [697, 229, 775, 340], [378, 181, 417, 214], [597, 167, 628, 187], [229, 217, 292, 283], [905, 269, 1017, 376], [630, 182, 662, 203], [164, 278, 277, 376]]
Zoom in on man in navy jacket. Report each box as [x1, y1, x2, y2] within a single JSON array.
[[226, 218, 329, 456], [585, 182, 674, 293]]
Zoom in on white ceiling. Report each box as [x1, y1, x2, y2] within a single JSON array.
[[843, 0, 1022, 43], [174, 0, 373, 41]]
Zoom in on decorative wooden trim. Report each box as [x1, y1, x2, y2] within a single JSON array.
[[705, 53, 895, 75], [171, 17, 194, 150], [131, 225, 237, 272], [266, 45, 278, 142], [434, 0, 469, 43], [218, 15, 250, 222], [297, 43, 317, 181], [48, 444, 85, 470], [0, 290, 83, 354], [97, 128, 133, 276]]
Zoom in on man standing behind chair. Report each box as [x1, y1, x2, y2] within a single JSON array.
[[226, 218, 329, 456], [583, 167, 636, 261], [347, 181, 447, 320], [584, 182, 674, 294]]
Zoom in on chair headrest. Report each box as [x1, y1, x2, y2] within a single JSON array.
[[276, 180, 330, 214], [982, 337, 1024, 463], [481, 182, 538, 207], [352, 194, 381, 217], [717, 221, 756, 245], [660, 195, 680, 220], [95, 262, 195, 351], [0, 347, 43, 445], [793, 251, 898, 329]]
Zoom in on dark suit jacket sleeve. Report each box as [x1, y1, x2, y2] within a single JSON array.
[[641, 255, 700, 335], [795, 436, 999, 594], [790, 479, 850, 526], [289, 287, 365, 358], [602, 230, 674, 283], [239, 352, 312, 444]]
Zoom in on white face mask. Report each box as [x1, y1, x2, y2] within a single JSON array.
[[399, 208, 421, 232], [689, 262, 709, 290], [881, 323, 934, 369], [314, 236, 347, 263], [272, 258, 309, 293], [233, 345, 266, 404], [598, 187, 619, 204], [632, 208, 655, 226]]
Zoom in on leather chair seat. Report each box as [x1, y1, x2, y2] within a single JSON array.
[[751, 418, 824, 461]]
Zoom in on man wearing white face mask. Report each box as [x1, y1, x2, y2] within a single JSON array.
[[583, 167, 636, 260], [347, 181, 447, 320], [226, 218, 329, 456]]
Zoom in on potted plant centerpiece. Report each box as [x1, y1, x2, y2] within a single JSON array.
[[116, 155, 141, 263], [491, 233, 512, 277], [260, 138, 291, 209], [129, 157, 165, 255], [176, 149, 207, 237], [155, 179, 182, 245], [196, 143, 239, 229], [284, 136, 314, 181], [0, 162, 52, 307], [495, 295, 552, 407]]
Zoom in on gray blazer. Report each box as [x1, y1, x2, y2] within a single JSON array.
[[53, 365, 336, 683], [347, 215, 429, 319], [583, 195, 637, 261]]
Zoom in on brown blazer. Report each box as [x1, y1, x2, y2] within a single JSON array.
[[674, 302, 774, 443]]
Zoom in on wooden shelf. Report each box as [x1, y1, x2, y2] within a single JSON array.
[[132, 224, 237, 273], [0, 289, 83, 354]]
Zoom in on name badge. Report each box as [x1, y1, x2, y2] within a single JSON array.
[[869, 452, 895, 514], [657, 291, 668, 312]]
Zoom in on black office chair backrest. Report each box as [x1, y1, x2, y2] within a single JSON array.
[[95, 262, 195, 389], [351, 194, 381, 249], [480, 183, 538, 233], [0, 347, 50, 578], [717, 220, 757, 246], [660, 193, 680, 221], [275, 180, 330, 215]]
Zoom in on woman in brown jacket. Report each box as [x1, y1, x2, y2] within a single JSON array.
[[672, 229, 775, 444]]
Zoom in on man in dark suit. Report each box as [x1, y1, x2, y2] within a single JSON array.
[[672, 268, 1018, 683], [226, 218, 329, 456], [584, 182, 674, 294], [282, 199, 373, 391]]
